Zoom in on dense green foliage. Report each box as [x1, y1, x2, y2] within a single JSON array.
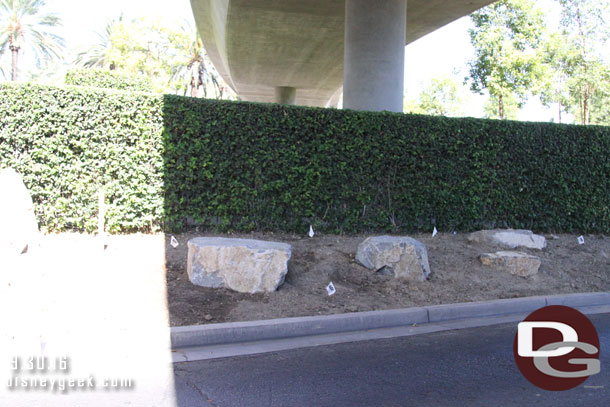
[[0, 83, 163, 232], [65, 68, 153, 92], [1, 83, 609, 234]]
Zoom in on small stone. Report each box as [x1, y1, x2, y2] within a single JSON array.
[[204, 314, 213, 321], [346, 305, 358, 312], [479, 251, 541, 277], [356, 236, 430, 281], [469, 229, 546, 250]]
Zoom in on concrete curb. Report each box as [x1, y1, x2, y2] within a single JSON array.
[[171, 292, 610, 349]]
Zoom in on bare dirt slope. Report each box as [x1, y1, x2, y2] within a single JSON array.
[[165, 232, 610, 326]]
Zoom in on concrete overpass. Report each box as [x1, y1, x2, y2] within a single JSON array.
[[190, 0, 496, 112]]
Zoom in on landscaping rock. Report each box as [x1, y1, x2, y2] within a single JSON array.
[[355, 236, 431, 281], [187, 237, 292, 293], [479, 251, 541, 277], [0, 168, 39, 256], [468, 229, 546, 250]]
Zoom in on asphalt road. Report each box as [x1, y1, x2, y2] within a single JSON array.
[[173, 313, 609, 407]]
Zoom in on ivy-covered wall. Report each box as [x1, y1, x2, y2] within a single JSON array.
[[1, 82, 609, 234]]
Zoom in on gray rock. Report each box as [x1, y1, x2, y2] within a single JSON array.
[[0, 168, 39, 256], [468, 229, 546, 250], [187, 237, 292, 293], [479, 251, 541, 277], [356, 236, 431, 281]]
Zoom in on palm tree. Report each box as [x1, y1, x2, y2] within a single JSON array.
[[74, 15, 125, 70], [0, 0, 64, 81], [167, 20, 225, 98]]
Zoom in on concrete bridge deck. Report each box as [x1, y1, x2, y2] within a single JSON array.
[[191, 0, 495, 111]]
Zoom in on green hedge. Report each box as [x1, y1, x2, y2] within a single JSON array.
[[0, 83, 163, 232], [65, 69, 154, 93], [1, 82, 609, 234]]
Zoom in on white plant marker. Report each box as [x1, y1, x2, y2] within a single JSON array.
[[432, 227, 438, 237], [577, 235, 585, 245], [170, 235, 179, 248], [309, 225, 315, 238], [326, 282, 336, 296]]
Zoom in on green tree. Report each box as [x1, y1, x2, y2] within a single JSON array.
[[404, 76, 467, 117], [0, 0, 64, 81], [73, 15, 128, 71], [154, 19, 227, 98], [403, 96, 424, 114], [540, 32, 573, 123], [467, 0, 547, 119], [74, 17, 234, 98], [588, 68, 610, 126], [484, 92, 519, 119], [418, 76, 466, 117], [550, 0, 610, 124]]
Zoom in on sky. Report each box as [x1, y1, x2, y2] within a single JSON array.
[[7, 0, 571, 122], [47, 0, 195, 48]]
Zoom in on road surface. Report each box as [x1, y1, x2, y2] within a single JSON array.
[[173, 313, 609, 407]]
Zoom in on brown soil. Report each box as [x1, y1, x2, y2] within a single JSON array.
[[164, 232, 610, 327]]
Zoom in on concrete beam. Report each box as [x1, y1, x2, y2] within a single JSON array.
[[343, 0, 406, 112]]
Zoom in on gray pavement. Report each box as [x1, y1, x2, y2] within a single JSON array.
[[173, 313, 609, 407]]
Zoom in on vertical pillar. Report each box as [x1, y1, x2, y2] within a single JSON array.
[[343, 0, 406, 112], [275, 86, 297, 105]]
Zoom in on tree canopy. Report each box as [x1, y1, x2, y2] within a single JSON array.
[[467, 0, 547, 120], [404, 76, 467, 117], [547, 0, 610, 124], [74, 16, 235, 98], [0, 0, 64, 81]]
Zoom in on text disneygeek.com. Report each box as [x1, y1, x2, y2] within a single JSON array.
[[7, 356, 135, 393]]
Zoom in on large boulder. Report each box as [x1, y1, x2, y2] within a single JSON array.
[[468, 229, 546, 250], [0, 168, 39, 256], [355, 236, 431, 281], [186, 237, 292, 293], [479, 251, 541, 277]]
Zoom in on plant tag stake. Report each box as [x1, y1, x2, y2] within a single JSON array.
[[170, 236, 179, 248], [309, 225, 315, 238], [326, 282, 336, 296], [432, 227, 438, 237], [577, 235, 585, 245]]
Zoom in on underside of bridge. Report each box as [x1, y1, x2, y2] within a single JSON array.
[[190, 0, 495, 112]]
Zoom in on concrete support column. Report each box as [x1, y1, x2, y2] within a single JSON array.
[[343, 0, 406, 112], [274, 86, 297, 105]]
